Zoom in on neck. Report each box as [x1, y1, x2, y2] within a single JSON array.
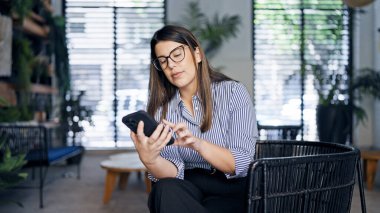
[[179, 83, 197, 102]]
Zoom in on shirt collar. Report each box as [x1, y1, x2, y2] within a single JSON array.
[[174, 90, 201, 107], [174, 90, 182, 107]]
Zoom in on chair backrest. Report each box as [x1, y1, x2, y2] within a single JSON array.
[[247, 140, 359, 213], [0, 125, 46, 155], [257, 124, 301, 140]]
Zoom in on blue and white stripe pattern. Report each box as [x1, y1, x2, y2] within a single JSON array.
[[151, 80, 258, 180]]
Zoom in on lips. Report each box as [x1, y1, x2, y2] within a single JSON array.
[[171, 71, 184, 78]]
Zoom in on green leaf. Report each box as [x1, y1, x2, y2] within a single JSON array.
[[0, 136, 28, 191], [0, 171, 28, 188], [352, 105, 367, 126], [10, 0, 34, 20], [0, 97, 11, 107], [0, 148, 27, 172], [352, 68, 380, 100], [178, 1, 241, 59]]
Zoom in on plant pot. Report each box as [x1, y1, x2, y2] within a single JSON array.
[[316, 104, 351, 144]]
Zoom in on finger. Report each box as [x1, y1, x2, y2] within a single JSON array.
[[161, 119, 179, 139], [177, 130, 185, 138], [136, 121, 150, 146], [173, 139, 180, 146], [130, 132, 138, 146], [162, 120, 186, 133], [159, 124, 171, 143], [162, 119, 175, 127], [178, 128, 192, 138], [183, 137, 195, 145], [147, 139, 155, 146], [136, 121, 145, 137], [173, 135, 187, 145], [152, 124, 170, 149], [158, 138, 171, 150], [164, 131, 174, 146], [130, 131, 137, 141], [157, 127, 173, 149], [150, 123, 165, 141], [172, 122, 187, 133]]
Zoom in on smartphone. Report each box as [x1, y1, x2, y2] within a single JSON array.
[[122, 110, 174, 145]]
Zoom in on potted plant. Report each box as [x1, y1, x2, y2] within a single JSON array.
[[178, 1, 241, 59], [312, 66, 380, 143], [0, 133, 28, 207]]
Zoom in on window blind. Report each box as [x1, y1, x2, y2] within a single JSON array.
[[65, 0, 165, 148], [253, 0, 351, 140]]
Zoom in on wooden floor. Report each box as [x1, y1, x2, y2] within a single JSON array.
[[0, 152, 379, 213]]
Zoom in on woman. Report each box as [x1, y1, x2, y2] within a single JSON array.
[[130, 25, 258, 213]]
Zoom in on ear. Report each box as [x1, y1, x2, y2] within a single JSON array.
[[194, 47, 202, 63]]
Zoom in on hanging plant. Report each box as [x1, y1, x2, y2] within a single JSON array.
[[0, 97, 21, 122], [10, 0, 34, 21], [48, 16, 71, 96], [11, 36, 35, 121]]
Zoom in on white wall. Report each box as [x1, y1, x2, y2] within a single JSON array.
[[375, 1, 380, 148], [353, 1, 380, 147], [167, 0, 254, 97]]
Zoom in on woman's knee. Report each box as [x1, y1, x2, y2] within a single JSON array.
[[148, 178, 206, 213], [148, 178, 186, 212]]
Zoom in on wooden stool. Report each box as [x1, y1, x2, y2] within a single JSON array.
[[100, 152, 151, 204], [361, 150, 380, 190]]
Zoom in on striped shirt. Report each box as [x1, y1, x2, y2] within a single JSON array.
[[151, 80, 258, 181]]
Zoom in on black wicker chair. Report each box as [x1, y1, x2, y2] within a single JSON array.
[[247, 140, 366, 213], [0, 124, 84, 208]]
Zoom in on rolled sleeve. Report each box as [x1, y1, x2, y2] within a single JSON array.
[[147, 146, 185, 182], [225, 83, 258, 178]]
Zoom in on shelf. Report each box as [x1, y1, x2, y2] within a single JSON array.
[[30, 84, 57, 94], [22, 17, 49, 38], [0, 82, 17, 106], [0, 81, 57, 95], [29, 12, 46, 24], [1, 0, 57, 121]]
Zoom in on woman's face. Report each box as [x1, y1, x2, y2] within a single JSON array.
[[154, 41, 201, 91]]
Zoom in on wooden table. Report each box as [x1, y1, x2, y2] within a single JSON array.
[[361, 150, 380, 190], [100, 152, 151, 204]]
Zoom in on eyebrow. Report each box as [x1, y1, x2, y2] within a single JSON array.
[[156, 45, 182, 58]]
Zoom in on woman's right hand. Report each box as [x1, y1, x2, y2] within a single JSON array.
[[130, 121, 172, 166]]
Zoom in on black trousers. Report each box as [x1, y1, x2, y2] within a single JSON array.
[[148, 169, 247, 213]]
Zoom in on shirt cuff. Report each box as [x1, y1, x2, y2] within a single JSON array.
[[226, 148, 253, 179], [147, 157, 185, 182]]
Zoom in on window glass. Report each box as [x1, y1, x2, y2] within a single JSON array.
[[65, 0, 165, 148]]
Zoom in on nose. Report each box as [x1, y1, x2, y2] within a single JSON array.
[[167, 57, 176, 69]]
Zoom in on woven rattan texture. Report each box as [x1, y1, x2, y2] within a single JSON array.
[[247, 140, 361, 213]]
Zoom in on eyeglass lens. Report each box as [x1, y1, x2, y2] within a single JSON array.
[[153, 45, 185, 71]]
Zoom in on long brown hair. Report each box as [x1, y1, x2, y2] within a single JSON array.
[[147, 25, 233, 132]]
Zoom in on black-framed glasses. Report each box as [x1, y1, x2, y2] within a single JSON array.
[[152, 45, 186, 71]]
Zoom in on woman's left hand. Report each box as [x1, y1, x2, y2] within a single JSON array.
[[162, 119, 204, 152]]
